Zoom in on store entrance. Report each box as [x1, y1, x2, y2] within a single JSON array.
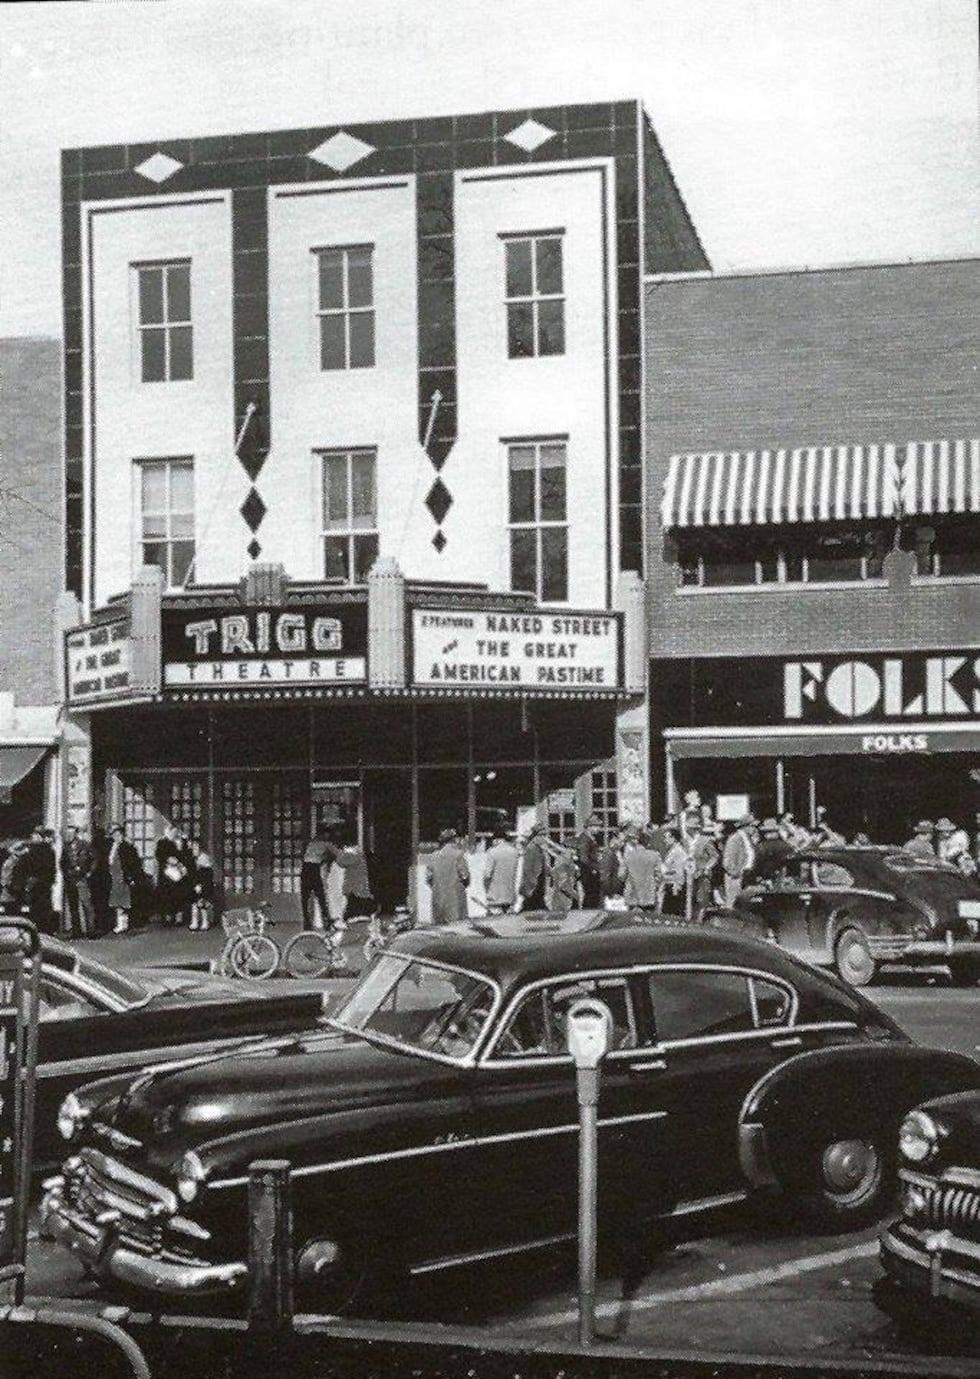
[[217, 772, 307, 920]]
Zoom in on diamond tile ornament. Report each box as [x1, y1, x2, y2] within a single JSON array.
[[432, 531, 447, 553], [247, 539, 261, 560], [309, 131, 375, 173], [502, 119, 557, 153], [425, 478, 452, 526], [134, 152, 184, 184], [240, 488, 267, 532]]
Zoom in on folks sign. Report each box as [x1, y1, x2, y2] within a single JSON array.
[[785, 654, 980, 722], [162, 602, 367, 690], [412, 606, 622, 693]]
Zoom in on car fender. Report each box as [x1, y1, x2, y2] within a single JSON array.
[[737, 1043, 980, 1190]]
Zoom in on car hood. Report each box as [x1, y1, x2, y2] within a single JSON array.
[[920, 1089, 980, 1165], [131, 966, 301, 1004], [105, 1028, 466, 1171]]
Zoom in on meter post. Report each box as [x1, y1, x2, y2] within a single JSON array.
[[566, 997, 612, 1347]]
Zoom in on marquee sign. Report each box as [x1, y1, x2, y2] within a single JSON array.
[[161, 603, 367, 691], [65, 620, 133, 707], [412, 606, 622, 693]]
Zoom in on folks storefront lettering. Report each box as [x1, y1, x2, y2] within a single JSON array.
[[785, 656, 980, 721]]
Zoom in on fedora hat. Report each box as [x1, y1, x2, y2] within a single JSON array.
[[935, 817, 956, 834]]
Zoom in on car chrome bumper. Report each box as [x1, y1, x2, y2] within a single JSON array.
[[869, 937, 980, 962], [41, 1188, 247, 1296], [880, 1221, 980, 1313]]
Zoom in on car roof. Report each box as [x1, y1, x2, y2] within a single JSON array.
[[389, 911, 801, 992]]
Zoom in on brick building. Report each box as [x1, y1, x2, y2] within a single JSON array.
[[0, 337, 63, 836], [645, 258, 980, 839]]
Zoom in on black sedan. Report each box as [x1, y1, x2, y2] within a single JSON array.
[[876, 1089, 980, 1332], [733, 847, 980, 987], [23, 938, 323, 1166], [42, 911, 980, 1309]]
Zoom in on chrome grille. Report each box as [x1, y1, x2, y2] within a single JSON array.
[[909, 1176, 980, 1242], [66, 1149, 206, 1260]]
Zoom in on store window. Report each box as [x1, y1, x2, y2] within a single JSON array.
[[589, 765, 618, 843], [320, 448, 378, 583], [134, 260, 193, 383], [315, 245, 375, 370], [503, 232, 565, 358], [678, 526, 888, 588], [508, 440, 568, 602], [137, 458, 194, 589]]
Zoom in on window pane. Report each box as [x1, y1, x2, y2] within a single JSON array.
[[350, 452, 376, 523], [167, 264, 191, 322], [505, 240, 532, 298], [679, 558, 700, 587], [171, 512, 194, 539], [169, 326, 193, 380], [508, 452, 536, 523], [320, 313, 347, 371], [142, 513, 167, 539], [318, 251, 344, 310], [941, 547, 980, 576], [784, 550, 804, 582], [323, 456, 349, 525], [537, 299, 565, 356], [510, 529, 536, 595], [539, 448, 567, 520], [324, 535, 350, 582], [141, 327, 166, 382], [535, 237, 563, 295], [353, 533, 379, 582], [649, 970, 754, 1042], [540, 527, 568, 601], [702, 554, 756, 586], [138, 268, 164, 324], [758, 551, 779, 582], [170, 463, 194, 511], [507, 302, 535, 358], [349, 311, 375, 368], [170, 541, 194, 587], [141, 464, 168, 513], [750, 978, 792, 1028], [347, 248, 373, 308], [142, 541, 167, 574], [807, 553, 863, 582]]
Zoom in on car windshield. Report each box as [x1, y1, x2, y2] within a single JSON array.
[[330, 955, 496, 1063]]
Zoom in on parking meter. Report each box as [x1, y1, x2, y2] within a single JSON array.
[[567, 998, 612, 1346]]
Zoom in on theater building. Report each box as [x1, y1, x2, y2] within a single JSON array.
[[59, 100, 707, 913], [645, 258, 980, 840]]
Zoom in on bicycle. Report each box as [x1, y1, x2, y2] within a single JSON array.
[[218, 902, 281, 980], [280, 923, 351, 980]]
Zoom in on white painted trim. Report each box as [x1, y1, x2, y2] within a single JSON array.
[[643, 254, 979, 283]]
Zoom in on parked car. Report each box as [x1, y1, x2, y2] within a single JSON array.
[[876, 1089, 980, 1330], [7, 934, 324, 1167], [731, 847, 980, 987], [42, 910, 980, 1310]]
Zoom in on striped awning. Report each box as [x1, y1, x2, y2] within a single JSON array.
[[902, 439, 980, 516], [661, 444, 899, 530]]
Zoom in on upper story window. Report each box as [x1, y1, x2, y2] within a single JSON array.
[[677, 526, 889, 589], [138, 458, 194, 588], [315, 246, 375, 371], [503, 232, 565, 358], [320, 447, 378, 584], [508, 440, 568, 602], [908, 518, 980, 579], [134, 261, 193, 382]]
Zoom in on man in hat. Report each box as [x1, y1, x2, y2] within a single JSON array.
[[936, 817, 970, 867], [903, 819, 936, 860], [518, 823, 549, 912], [722, 813, 758, 906], [425, 828, 470, 926], [573, 813, 603, 909], [750, 818, 793, 884], [685, 815, 719, 921]]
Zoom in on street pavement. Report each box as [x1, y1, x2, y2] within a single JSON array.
[[25, 929, 980, 1365]]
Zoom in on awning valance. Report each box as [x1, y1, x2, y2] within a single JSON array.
[[902, 439, 980, 517], [0, 745, 48, 804], [661, 444, 899, 530]]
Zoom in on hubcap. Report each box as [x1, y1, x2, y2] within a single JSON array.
[[822, 1138, 878, 1200], [839, 934, 873, 983]]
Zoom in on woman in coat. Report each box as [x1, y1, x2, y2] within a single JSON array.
[[107, 823, 144, 935]]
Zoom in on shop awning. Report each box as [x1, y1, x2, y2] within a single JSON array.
[[665, 725, 980, 758], [901, 438, 980, 517], [0, 745, 47, 804], [660, 444, 899, 530]]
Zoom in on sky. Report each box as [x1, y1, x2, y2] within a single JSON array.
[[1, 0, 977, 339]]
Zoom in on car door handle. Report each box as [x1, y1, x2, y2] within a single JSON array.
[[629, 1057, 667, 1073], [769, 1035, 803, 1049], [798, 893, 812, 903]]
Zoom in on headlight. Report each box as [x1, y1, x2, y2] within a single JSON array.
[[56, 1093, 88, 1142], [899, 1109, 943, 1164], [177, 1151, 206, 1203]]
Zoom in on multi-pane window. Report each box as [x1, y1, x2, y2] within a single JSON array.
[[589, 765, 619, 844], [508, 440, 568, 601], [315, 246, 375, 370], [139, 458, 194, 588], [678, 527, 889, 589], [909, 518, 980, 578], [135, 261, 193, 382], [321, 448, 378, 583], [504, 233, 565, 358]]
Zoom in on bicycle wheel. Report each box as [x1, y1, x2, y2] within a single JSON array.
[[230, 932, 280, 980], [284, 931, 335, 980]]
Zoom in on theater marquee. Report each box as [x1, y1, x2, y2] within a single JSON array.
[[411, 606, 622, 694]]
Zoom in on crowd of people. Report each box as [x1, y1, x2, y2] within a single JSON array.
[[0, 821, 215, 938]]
